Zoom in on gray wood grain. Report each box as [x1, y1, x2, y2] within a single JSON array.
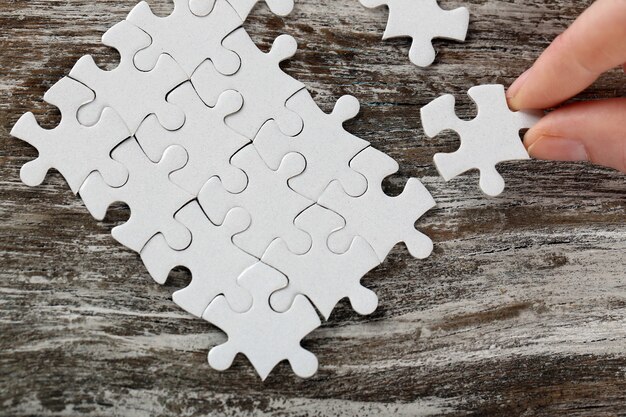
[[1, 0, 625, 416]]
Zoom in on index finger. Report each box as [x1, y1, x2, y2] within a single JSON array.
[[507, 0, 626, 110]]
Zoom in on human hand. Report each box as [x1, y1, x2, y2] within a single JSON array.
[[506, 0, 626, 173]]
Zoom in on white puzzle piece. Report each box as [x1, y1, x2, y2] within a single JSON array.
[[359, 0, 469, 67], [262, 204, 380, 320], [198, 145, 313, 257], [69, 20, 187, 133], [254, 89, 369, 200], [203, 262, 320, 380], [135, 82, 249, 195], [79, 138, 194, 253], [226, 0, 295, 20], [127, 0, 242, 77], [140, 201, 257, 316], [192, 27, 305, 139], [420, 84, 542, 197], [319, 147, 436, 262], [10, 77, 130, 194]]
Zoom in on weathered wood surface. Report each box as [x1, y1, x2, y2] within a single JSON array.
[[1, 0, 625, 415]]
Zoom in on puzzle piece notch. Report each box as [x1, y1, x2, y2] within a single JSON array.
[[69, 20, 187, 133], [140, 201, 257, 316], [360, 0, 469, 67], [127, 0, 242, 77], [203, 262, 320, 380], [10, 77, 130, 194], [192, 27, 305, 140], [319, 147, 436, 262], [262, 204, 380, 320], [199, 145, 313, 258], [135, 82, 249, 195], [420, 84, 542, 196], [254, 89, 369, 201], [226, 0, 295, 20], [79, 138, 194, 253]]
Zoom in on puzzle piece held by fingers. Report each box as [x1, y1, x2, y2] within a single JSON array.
[[420, 84, 542, 196], [319, 147, 436, 262], [79, 138, 194, 253], [360, 0, 469, 67], [10, 77, 130, 194], [140, 201, 257, 317], [203, 262, 320, 380]]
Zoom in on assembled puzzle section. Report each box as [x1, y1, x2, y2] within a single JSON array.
[[16, 0, 560, 382]]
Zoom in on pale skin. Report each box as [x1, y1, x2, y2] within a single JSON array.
[[506, 0, 626, 173]]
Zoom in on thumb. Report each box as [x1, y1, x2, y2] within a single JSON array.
[[524, 98, 626, 173]]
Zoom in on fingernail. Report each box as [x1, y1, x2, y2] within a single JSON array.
[[528, 136, 589, 162], [523, 128, 542, 149], [507, 68, 532, 107]]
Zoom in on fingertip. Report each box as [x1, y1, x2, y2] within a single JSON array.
[[506, 68, 533, 110], [527, 136, 589, 162]]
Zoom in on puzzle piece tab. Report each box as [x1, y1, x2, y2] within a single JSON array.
[[141, 201, 257, 317], [199, 145, 312, 257], [69, 20, 187, 133], [319, 147, 435, 262], [203, 262, 320, 380], [192, 27, 304, 139], [135, 82, 249, 196], [360, 0, 469, 67], [127, 0, 242, 76], [79, 138, 194, 253], [11, 77, 130, 194], [226, 0, 295, 20], [420, 84, 542, 196], [263, 204, 380, 320], [254, 89, 369, 201]]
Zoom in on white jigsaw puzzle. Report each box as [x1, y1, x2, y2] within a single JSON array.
[[360, 0, 469, 67], [421, 84, 542, 196], [12, 0, 445, 380], [69, 20, 187, 133], [192, 27, 305, 139], [10, 77, 130, 194], [203, 262, 320, 380]]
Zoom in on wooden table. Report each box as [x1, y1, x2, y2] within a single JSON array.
[[1, 0, 624, 415]]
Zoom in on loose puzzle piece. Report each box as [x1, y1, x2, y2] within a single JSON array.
[[254, 89, 369, 201], [192, 27, 305, 139], [199, 145, 313, 257], [140, 201, 257, 317], [420, 84, 542, 196], [135, 82, 249, 195], [319, 147, 436, 262], [203, 262, 320, 380], [226, 0, 295, 20], [263, 204, 380, 320], [69, 20, 187, 133], [79, 138, 194, 253], [360, 0, 469, 67], [127, 0, 242, 77], [10, 77, 130, 194]]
